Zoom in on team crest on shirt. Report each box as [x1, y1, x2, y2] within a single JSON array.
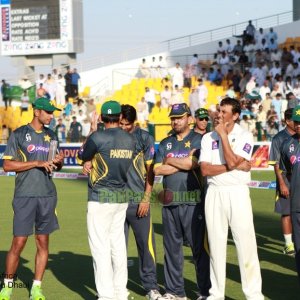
[[44, 135, 51, 142], [185, 141, 191, 148], [289, 144, 295, 153], [243, 143, 252, 154], [212, 140, 219, 150], [25, 133, 31, 142], [166, 143, 172, 150]]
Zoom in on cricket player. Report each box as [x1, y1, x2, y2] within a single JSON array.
[[0, 97, 63, 300], [200, 97, 264, 300], [154, 103, 210, 300], [280, 105, 300, 283], [80, 100, 136, 300], [120, 104, 161, 300], [269, 108, 295, 256]]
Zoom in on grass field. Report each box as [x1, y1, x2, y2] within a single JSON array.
[[0, 171, 298, 300]]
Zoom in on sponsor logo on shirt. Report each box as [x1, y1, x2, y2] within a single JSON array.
[[27, 144, 49, 154], [290, 155, 300, 165], [243, 143, 252, 154], [212, 140, 219, 150], [166, 152, 189, 158]]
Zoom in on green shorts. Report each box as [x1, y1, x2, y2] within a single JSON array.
[[13, 196, 59, 236]]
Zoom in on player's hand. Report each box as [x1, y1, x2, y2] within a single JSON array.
[[53, 153, 64, 167], [279, 182, 289, 198], [214, 117, 228, 137], [36, 160, 55, 173], [236, 160, 251, 172], [83, 161, 92, 175], [90, 111, 99, 133], [137, 201, 150, 218]]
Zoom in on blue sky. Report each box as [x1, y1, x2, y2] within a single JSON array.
[[1, 0, 292, 80]]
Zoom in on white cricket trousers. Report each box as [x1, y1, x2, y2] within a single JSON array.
[[87, 201, 128, 300], [205, 185, 264, 300]]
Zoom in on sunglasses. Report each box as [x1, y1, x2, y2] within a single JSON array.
[[198, 117, 209, 121]]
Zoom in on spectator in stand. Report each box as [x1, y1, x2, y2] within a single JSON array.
[[268, 38, 278, 51], [18, 75, 32, 90], [76, 110, 86, 124], [293, 82, 300, 98], [261, 93, 272, 113], [64, 98, 73, 117], [271, 49, 282, 64], [86, 98, 96, 121], [64, 67, 73, 100], [219, 52, 230, 76], [245, 20, 256, 42], [73, 98, 86, 116], [55, 74, 66, 106], [265, 116, 279, 140], [269, 61, 282, 80], [170, 63, 184, 89], [207, 67, 218, 84], [225, 39, 234, 58], [189, 54, 200, 75], [267, 27, 278, 44], [286, 92, 299, 109], [36, 83, 48, 98], [71, 68, 80, 98], [160, 85, 172, 108], [238, 51, 249, 72], [161, 77, 172, 90], [225, 84, 236, 98], [196, 78, 208, 108], [1, 124, 9, 143], [272, 93, 284, 122], [260, 80, 271, 100], [136, 97, 149, 124], [20, 90, 30, 114], [267, 105, 279, 124], [189, 88, 199, 117], [1, 79, 11, 109], [55, 118, 66, 143], [69, 116, 82, 142], [144, 87, 158, 114], [252, 63, 267, 87], [240, 101, 252, 119], [183, 64, 193, 89], [170, 85, 184, 105], [233, 40, 243, 54], [246, 76, 256, 93], [150, 57, 158, 78], [217, 41, 226, 55], [281, 47, 294, 74], [256, 104, 267, 128], [35, 74, 45, 90], [44, 74, 56, 101], [232, 70, 241, 92], [255, 28, 266, 48], [243, 40, 256, 64], [158, 56, 168, 78], [139, 58, 151, 78], [52, 69, 59, 81]]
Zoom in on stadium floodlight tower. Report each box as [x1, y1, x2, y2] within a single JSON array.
[[0, 0, 83, 80]]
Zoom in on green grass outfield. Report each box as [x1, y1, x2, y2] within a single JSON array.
[[0, 171, 298, 300]]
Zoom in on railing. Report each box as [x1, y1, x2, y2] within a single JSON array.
[[164, 11, 293, 51], [74, 11, 292, 73]]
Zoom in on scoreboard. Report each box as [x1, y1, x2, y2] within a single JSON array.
[[0, 0, 83, 55]]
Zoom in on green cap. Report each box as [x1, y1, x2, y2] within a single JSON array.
[[195, 108, 209, 119], [33, 97, 61, 111], [101, 100, 121, 115], [292, 105, 300, 122]]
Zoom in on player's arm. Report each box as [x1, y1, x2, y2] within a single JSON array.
[[164, 149, 199, 170], [200, 162, 228, 176], [274, 164, 289, 197], [153, 163, 179, 175], [3, 159, 54, 173]]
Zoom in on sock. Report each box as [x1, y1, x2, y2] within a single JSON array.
[[32, 280, 42, 287], [284, 234, 293, 246], [4, 278, 13, 288]]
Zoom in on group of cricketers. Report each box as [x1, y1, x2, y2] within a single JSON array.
[[1, 95, 300, 300]]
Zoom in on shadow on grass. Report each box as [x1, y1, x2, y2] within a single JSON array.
[[0, 251, 33, 293], [48, 251, 96, 300]]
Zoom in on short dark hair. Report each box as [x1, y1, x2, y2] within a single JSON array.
[[220, 97, 241, 115], [101, 114, 120, 123], [284, 108, 293, 121], [121, 104, 136, 123]]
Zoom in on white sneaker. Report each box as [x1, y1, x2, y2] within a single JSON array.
[[146, 289, 162, 300], [158, 293, 187, 300]]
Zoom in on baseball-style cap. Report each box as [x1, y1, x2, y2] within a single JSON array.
[[33, 97, 61, 111], [195, 108, 209, 119], [101, 100, 121, 115], [169, 103, 191, 118], [292, 105, 300, 122]]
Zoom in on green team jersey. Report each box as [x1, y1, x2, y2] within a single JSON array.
[[154, 130, 204, 205], [125, 127, 155, 202], [3, 124, 59, 197], [80, 127, 136, 202]]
